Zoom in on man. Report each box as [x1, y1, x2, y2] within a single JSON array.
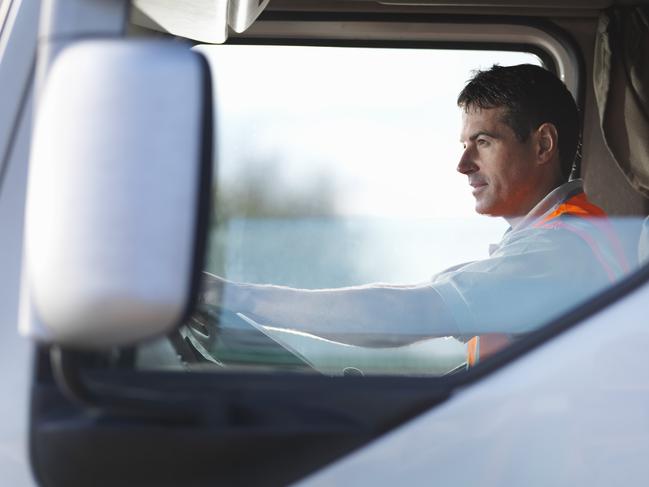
[[194, 64, 628, 363], [454, 64, 628, 361]]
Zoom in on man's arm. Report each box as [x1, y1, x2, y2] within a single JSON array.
[[200, 272, 460, 346]]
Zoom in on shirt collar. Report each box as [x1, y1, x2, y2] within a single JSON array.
[[488, 179, 584, 255], [510, 179, 584, 232]]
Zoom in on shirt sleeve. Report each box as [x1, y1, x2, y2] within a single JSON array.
[[431, 226, 611, 335]]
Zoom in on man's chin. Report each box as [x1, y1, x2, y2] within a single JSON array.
[[474, 200, 490, 215], [474, 202, 500, 217]]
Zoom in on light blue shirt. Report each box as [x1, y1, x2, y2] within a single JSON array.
[[431, 180, 612, 335]]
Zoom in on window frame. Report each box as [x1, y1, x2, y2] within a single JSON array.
[[233, 13, 583, 100]]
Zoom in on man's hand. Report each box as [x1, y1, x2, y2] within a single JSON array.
[[200, 271, 228, 306], [189, 271, 231, 330]]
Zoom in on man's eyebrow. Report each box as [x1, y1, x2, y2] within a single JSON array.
[[468, 130, 499, 141], [459, 130, 500, 144]]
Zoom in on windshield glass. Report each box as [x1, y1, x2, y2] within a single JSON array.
[[136, 44, 643, 376]]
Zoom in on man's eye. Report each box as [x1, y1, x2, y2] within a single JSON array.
[[477, 138, 489, 147]]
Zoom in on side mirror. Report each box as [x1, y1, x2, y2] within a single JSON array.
[[20, 40, 212, 348]]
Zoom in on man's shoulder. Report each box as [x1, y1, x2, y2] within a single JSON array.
[[496, 222, 586, 253]]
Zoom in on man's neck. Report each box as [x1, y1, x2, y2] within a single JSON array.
[[504, 214, 525, 228], [504, 178, 567, 229]]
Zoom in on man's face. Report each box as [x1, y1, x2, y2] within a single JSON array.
[[458, 106, 539, 218]]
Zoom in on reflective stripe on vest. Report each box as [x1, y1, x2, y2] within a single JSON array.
[[533, 193, 630, 279], [466, 192, 628, 367]]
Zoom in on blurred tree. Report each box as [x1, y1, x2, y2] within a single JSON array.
[[212, 156, 338, 222]]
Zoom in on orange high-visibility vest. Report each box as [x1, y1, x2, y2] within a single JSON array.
[[466, 192, 629, 366]]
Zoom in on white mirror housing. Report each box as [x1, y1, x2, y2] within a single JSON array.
[[20, 40, 212, 348], [228, 0, 271, 34], [131, 0, 270, 44]]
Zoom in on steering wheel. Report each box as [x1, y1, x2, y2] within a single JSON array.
[[178, 305, 317, 372]]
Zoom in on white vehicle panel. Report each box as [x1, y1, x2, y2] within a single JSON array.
[[0, 0, 39, 485], [299, 279, 649, 486], [0, 80, 36, 487]]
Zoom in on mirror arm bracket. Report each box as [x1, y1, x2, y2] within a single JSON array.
[[49, 347, 198, 422]]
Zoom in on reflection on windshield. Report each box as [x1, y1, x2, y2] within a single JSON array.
[[172, 214, 644, 377]]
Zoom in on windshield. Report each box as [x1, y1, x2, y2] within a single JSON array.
[[136, 44, 643, 377]]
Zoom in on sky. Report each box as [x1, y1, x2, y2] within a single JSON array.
[[198, 44, 540, 222]]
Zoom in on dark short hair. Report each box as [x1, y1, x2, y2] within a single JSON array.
[[457, 64, 580, 181]]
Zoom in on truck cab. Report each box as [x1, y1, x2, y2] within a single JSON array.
[[1, 1, 648, 485]]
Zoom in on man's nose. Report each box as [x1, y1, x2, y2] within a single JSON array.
[[457, 150, 478, 175]]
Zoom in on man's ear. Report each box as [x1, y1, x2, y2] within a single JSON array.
[[534, 122, 559, 165]]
